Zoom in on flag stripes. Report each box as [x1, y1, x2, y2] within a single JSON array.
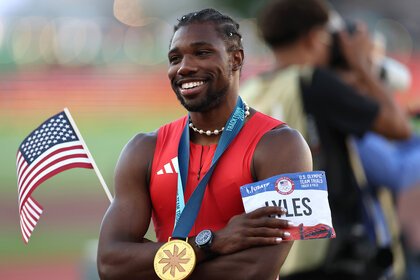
[[16, 110, 94, 244], [20, 197, 43, 244], [17, 142, 92, 210]]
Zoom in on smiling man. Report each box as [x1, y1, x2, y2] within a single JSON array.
[[97, 8, 312, 280]]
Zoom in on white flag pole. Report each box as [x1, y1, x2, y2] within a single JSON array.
[[63, 108, 113, 203]]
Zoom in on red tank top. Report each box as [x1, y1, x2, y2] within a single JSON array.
[[150, 112, 283, 241]]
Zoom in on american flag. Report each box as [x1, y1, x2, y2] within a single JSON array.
[[16, 110, 93, 244]]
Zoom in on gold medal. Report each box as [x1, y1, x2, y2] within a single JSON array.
[[154, 238, 196, 280]]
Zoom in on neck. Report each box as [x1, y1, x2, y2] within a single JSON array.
[[273, 43, 313, 70], [188, 94, 239, 145]]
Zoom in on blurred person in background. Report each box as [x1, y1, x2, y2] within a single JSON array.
[[355, 129, 420, 280], [241, 0, 411, 279], [97, 8, 313, 280]]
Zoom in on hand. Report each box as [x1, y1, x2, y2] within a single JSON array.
[[338, 21, 373, 73], [211, 206, 293, 255]]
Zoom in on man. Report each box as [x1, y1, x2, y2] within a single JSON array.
[[97, 8, 312, 280], [241, 0, 411, 278]]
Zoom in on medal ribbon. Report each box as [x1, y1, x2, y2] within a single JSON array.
[[172, 97, 246, 239]]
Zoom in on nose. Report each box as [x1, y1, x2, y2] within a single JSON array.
[[177, 55, 198, 76]]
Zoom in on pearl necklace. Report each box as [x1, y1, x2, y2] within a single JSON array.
[[189, 102, 250, 136]]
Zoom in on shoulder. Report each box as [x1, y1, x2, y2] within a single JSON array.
[[115, 131, 158, 187], [252, 125, 312, 181], [258, 125, 309, 155], [303, 66, 356, 96], [123, 131, 158, 159]]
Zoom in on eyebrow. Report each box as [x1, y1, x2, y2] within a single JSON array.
[[168, 41, 215, 55]]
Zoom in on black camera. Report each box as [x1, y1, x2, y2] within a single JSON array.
[[327, 13, 411, 91], [328, 19, 357, 70]]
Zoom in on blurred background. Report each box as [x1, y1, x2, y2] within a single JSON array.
[[1, 0, 419, 279]]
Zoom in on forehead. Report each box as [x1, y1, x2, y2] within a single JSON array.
[[170, 22, 226, 51]]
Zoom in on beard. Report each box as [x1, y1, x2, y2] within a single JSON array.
[[174, 81, 230, 112]]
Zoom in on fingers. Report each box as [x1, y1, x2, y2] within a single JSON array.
[[214, 208, 294, 254], [244, 236, 288, 247], [354, 20, 367, 34], [249, 216, 294, 229], [247, 206, 287, 218], [245, 227, 291, 240]]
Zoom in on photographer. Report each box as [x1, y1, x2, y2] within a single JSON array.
[[241, 0, 411, 278]]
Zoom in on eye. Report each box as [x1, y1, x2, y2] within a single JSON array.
[[168, 55, 181, 64], [196, 50, 211, 56]]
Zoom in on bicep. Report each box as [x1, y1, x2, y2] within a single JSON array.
[[98, 133, 156, 247], [253, 126, 313, 181]]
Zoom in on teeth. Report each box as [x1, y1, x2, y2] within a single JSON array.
[[181, 81, 204, 89]]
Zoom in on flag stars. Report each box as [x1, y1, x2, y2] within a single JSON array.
[[18, 113, 82, 164]]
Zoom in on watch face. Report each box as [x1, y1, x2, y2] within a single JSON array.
[[196, 230, 212, 246]]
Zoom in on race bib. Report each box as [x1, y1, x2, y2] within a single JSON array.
[[240, 171, 336, 240]]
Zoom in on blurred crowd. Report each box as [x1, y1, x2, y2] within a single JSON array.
[[241, 0, 420, 279]]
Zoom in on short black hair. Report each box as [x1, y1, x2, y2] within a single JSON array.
[[259, 0, 329, 48], [172, 8, 243, 53]]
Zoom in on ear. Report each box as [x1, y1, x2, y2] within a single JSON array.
[[231, 49, 244, 71], [305, 27, 328, 50], [302, 28, 318, 49]]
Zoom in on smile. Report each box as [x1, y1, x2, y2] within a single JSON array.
[[181, 81, 205, 89], [178, 80, 207, 97]]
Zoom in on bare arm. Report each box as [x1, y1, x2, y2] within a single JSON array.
[[338, 23, 411, 139], [97, 132, 163, 280]]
